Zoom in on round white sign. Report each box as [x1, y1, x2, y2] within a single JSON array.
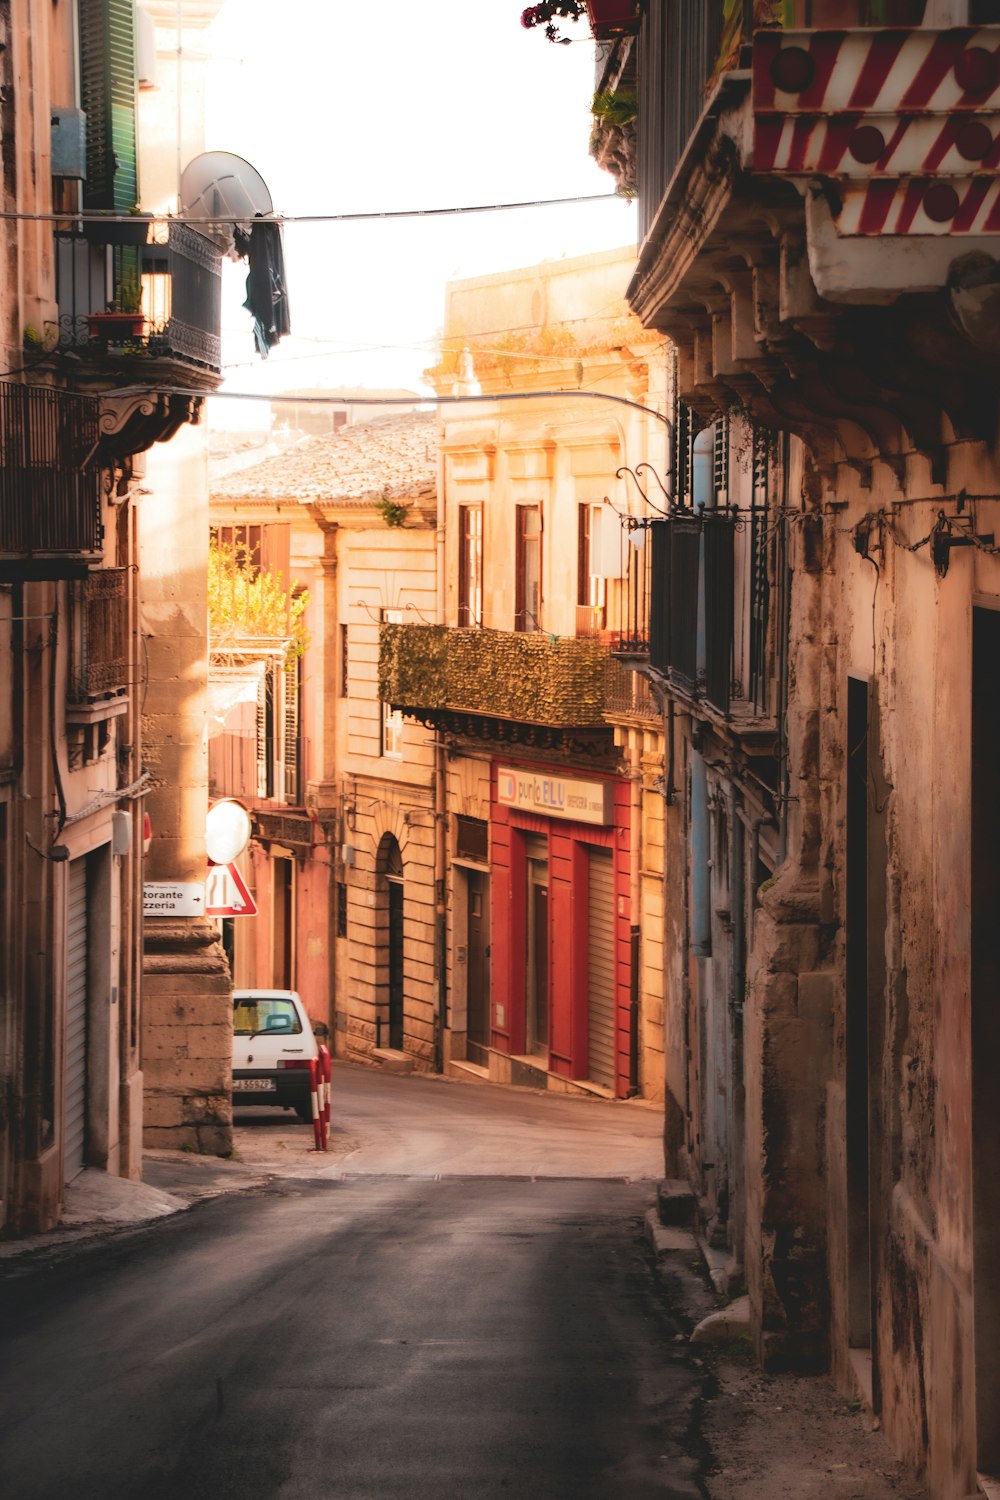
[[206, 799, 252, 865]]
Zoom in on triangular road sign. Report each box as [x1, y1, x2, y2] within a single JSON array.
[[205, 861, 257, 917]]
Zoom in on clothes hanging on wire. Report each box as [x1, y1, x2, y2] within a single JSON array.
[[235, 219, 291, 358]]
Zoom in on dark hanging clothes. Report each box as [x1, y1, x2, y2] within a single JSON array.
[[235, 219, 290, 358]]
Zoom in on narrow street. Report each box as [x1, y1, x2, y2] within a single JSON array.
[[0, 1069, 708, 1500], [0, 1068, 927, 1500]]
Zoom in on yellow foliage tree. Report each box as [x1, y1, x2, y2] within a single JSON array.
[[208, 537, 309, 660]]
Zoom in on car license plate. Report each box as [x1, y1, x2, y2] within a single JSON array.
[[233, 1077, 275, 1092]]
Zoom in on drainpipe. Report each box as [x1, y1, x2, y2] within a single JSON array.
[[433, 432, 447, 1074], [690, 747, 711, 959], [777, 437, 792, 866], [628, 733, 642, 1096]]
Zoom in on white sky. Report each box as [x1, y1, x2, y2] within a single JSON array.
[[202, 0, 635, 422]]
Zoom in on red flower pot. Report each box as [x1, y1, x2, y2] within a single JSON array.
[[586, 0, 638, 37], [85, 312, 147, 341]]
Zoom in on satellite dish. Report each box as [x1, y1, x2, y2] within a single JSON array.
[[179, 151, 274, 249]]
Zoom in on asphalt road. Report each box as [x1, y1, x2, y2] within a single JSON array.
[[0, 1174, 705, 1500]]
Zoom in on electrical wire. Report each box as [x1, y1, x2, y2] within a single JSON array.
[[0, 192, 621, 226], [135, 384, 671, 424]]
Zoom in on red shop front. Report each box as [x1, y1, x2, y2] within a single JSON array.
[[488, 758, 633, 1096]]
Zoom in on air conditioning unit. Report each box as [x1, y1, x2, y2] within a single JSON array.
[[51, 109, 87, 180]]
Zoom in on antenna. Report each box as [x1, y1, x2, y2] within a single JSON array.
[[179, 151, 274, 252]]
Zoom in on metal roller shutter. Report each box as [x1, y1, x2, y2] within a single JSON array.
[[64, 858, 89, 1182], [587, 848, 616, 1090]]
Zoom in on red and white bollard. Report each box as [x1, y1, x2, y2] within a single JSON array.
[[319, 1045, 332, 1144], [309, 1050, 331, 1152]]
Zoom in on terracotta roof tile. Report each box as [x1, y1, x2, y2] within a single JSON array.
[[210, 410, 438, 504]]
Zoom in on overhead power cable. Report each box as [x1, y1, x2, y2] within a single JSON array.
[[0, 192, 621, 226], [110, 384, 670, 424]]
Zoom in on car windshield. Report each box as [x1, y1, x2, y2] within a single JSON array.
[[233, 997, 302, 1037]]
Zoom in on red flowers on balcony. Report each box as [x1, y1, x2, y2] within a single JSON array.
[[521, 1, 638, 43]]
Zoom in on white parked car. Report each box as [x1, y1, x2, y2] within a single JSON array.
[[232, 989, 318, 1122]]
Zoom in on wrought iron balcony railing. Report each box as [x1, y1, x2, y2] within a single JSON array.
[[0, 384, 103, 571], [53, 220, 222, 375]]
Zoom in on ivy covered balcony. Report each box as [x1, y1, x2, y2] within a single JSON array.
[[379, 623, 634, 748]]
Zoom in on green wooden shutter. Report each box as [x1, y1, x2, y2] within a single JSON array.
[[79, 0, 138, 212], [282, 656, 300, 804]]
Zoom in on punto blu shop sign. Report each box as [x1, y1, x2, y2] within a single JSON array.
[[496, 767, 613, 827]]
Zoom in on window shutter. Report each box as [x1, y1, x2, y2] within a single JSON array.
[[256, 671, 269, 800], [282, 656, 300, 803], [79, 0, 138, 212]]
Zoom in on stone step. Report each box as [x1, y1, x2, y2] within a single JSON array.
[[657, 1178, 697, 1227], [371, 1047, 414, 1074]]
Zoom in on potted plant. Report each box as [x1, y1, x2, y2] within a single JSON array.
[[586, 0, 640, 38], [85, 274, 146, 341], [82, 203, 151, 248]]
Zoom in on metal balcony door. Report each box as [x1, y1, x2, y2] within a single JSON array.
[[466, 872, 491, 1067], [64, 858, 89, 1183], [587, 848, 616, 1091]]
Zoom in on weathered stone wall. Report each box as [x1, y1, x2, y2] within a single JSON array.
[[142, 919, 231, 1154]]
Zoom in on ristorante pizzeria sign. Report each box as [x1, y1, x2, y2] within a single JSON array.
[[496, 766, 613, 826]]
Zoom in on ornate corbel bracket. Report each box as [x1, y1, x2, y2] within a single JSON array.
[[97, 391, 204, 465]]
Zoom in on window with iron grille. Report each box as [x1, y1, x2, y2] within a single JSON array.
[[668, 518, 701, 690], [336, 880, 348, 939], [703, 514, 735, 714], [69, 568, 129, 702], [0, 387, 103, 559]]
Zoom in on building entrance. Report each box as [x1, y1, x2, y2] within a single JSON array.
[[525, 843, 549, 1059], [465, 870, 490, 1066]]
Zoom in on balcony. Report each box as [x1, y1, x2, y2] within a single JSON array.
[[379, 623, 633, 747], [613, 505, 775, 733], [617, 4, 1000, 464], [26, 221, 224, 462], [0, 384, 103, 578], [68, 568, 130, 708]]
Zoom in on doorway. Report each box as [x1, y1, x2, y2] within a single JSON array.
[[377, 834, 405, 1052], [846, 675, 886, 1398], [587, 846, 616, 1089], [972, 605, 1000, 1472], [525, 840, 549, 1059], [63, 856, 89, 1184], [465, 871, 490, 1066], [272, 855, 294, 989]]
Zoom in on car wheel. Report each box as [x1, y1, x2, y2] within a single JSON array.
[[296, 1103, 313, 1124]]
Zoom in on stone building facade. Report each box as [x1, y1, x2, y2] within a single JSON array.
[[381, 249, 669, 1101], [0, 0, 228, 1226], [579, 2, 1000, 1494], [208, 412, 440, 1070]]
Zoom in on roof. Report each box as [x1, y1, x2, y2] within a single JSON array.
[[210, 410, 438, 506]]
